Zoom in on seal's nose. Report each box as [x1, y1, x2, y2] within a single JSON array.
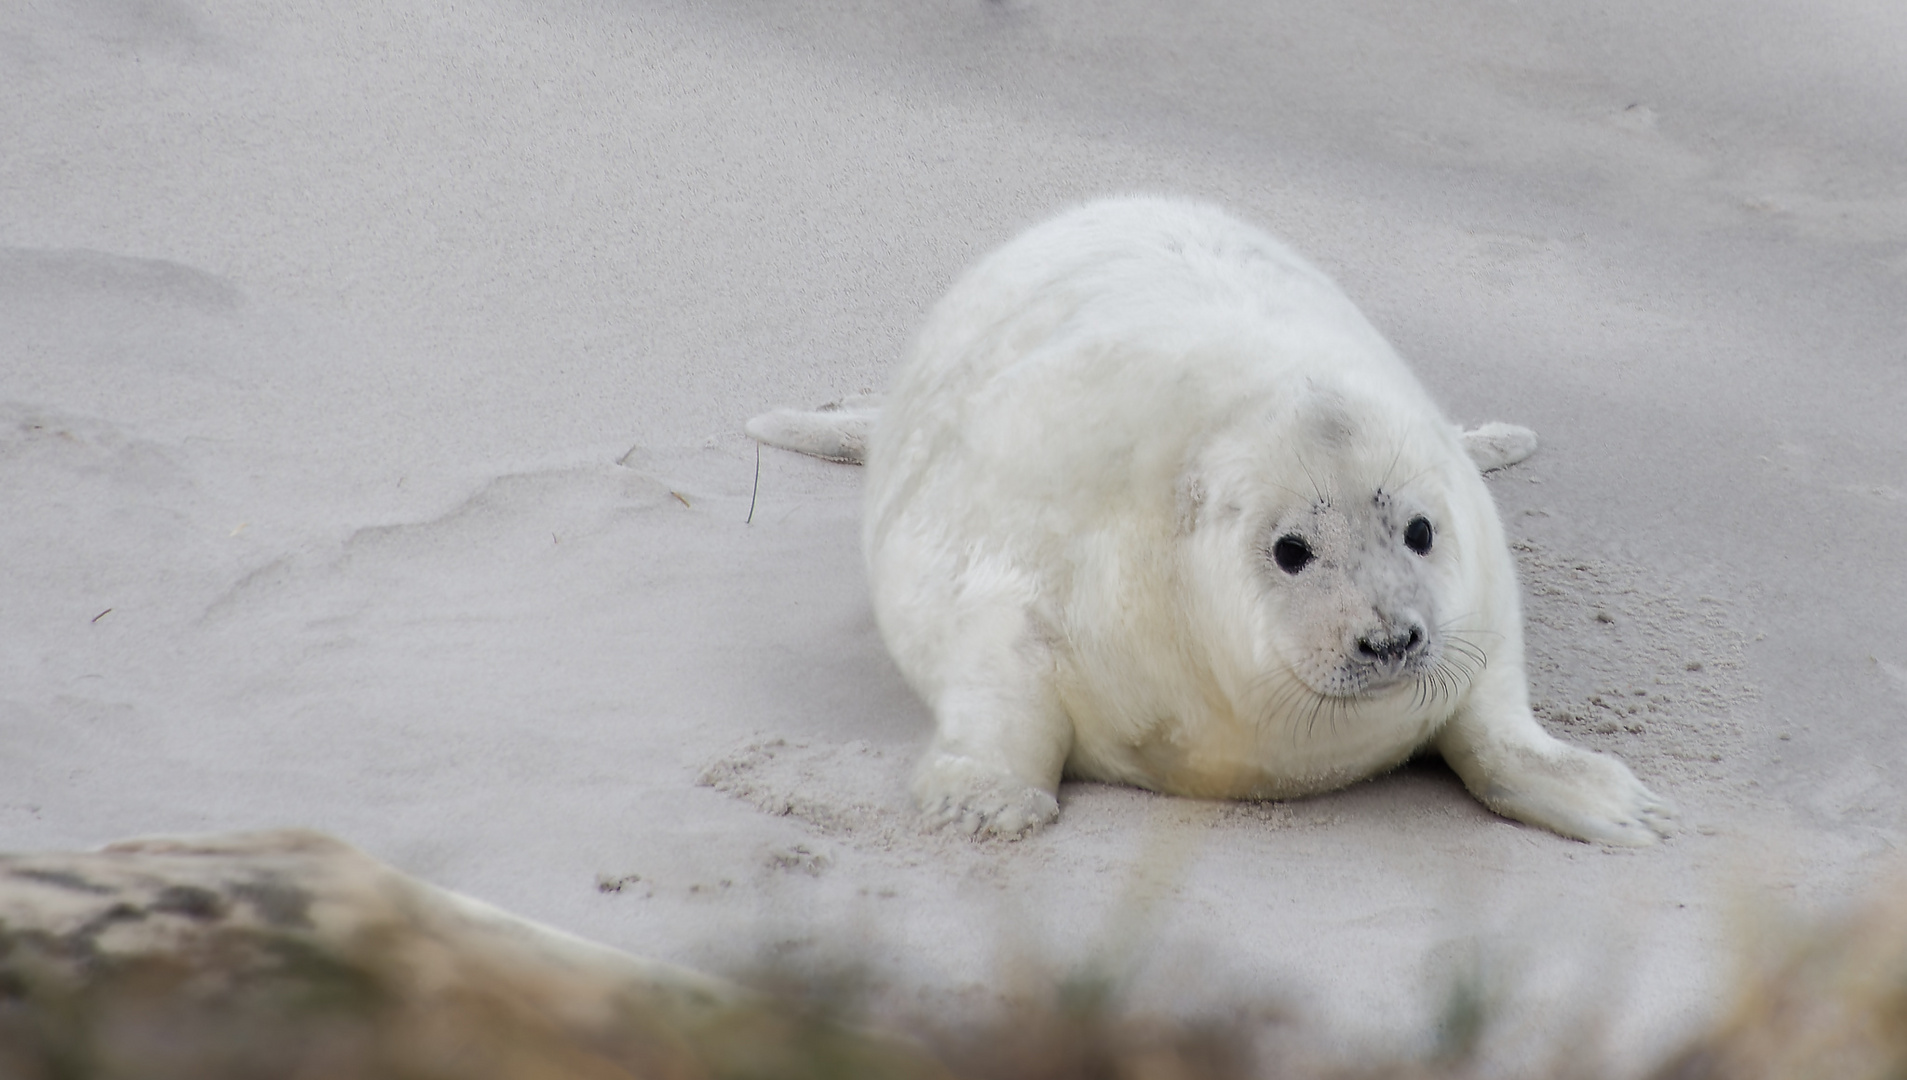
[[1356, 623, 1425, 664]]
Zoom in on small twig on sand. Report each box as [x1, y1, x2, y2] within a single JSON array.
[[672, 491, 692, 508], [746, 441, 761, 525]]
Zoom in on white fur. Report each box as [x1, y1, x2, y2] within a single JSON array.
[[852, 197, 1671, 844]]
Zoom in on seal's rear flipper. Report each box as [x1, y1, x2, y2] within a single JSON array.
[[745, 395, 885, 464], [1460, 422, 1538, 472]]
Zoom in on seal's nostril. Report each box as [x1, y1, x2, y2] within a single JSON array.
[[1359, 627, 1424, 663]]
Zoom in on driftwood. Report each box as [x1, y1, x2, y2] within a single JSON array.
[[0, 829, 948, 1080]]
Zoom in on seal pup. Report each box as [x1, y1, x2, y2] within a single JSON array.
[[751, 196, 1674, 845]]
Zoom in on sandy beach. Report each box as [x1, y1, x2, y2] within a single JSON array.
[[6, 0, 1905, 1069]]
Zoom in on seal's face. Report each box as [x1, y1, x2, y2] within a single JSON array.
[[1187, 390, 1481, 725], [1258, 482, 1449, 702]]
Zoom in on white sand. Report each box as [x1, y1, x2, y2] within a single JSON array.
[[6, 0, 1906, 1069]]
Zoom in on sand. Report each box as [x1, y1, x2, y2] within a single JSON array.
[[5, 0, 1905, 1071]]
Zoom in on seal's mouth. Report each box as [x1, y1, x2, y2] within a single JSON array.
[[1348, 626, 1490, 711], [1310, 657, 1429, 700], [1306, 622, 1492, 706], [1265, 620, 1487, 729], [1304, 620, 1435, 699]]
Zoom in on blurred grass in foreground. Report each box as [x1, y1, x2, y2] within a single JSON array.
[[0, 831, 1899, 1079]]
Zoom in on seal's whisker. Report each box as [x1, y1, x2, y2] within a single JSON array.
[[1304, 691, 1333, 743], [1436, 612, 1502, 636], [1248, 667, 1308, 713], [1443, 638, 1488, 670], [1391, 461, 1440, 496], [1296, 451, 1328, 505], [1378, 438, 1405, 494], [1271, 688, 1309, 745], [1438, 627, 1504, 654], [1438, 623, 1490, 670], [1250, 668, 1321, 748], [1428, 656, 1475, 707], [1259, 479, 1316, 505], [1441, 635, 1501, 656]]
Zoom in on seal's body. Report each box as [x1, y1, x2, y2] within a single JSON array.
[[846, 198, 1672, 844]]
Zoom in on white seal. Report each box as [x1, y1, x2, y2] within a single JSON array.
[[752, 197, 1673, 845]]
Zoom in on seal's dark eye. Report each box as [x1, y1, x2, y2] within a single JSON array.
[[1404, 516, 1433, 556], [1272, 534, 1313, 575]]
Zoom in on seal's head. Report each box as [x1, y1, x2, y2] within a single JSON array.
[[1188, 385, 1481, 721]]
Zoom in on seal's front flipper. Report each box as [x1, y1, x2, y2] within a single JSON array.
[[912, 646, 1071, 838], [912, 750, 1061, 839], [745, 395, 886, 464], [909, 587, 1073, 840], [1436, 681, 1678, 846], [1460, 422, 1538, 472]]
